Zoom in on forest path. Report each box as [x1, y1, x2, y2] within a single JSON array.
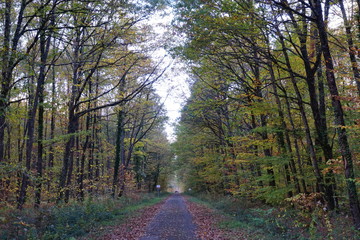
[[139, 194, 197, 240]]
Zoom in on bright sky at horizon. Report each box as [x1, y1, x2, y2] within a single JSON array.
[[148, 8, 191, 142]]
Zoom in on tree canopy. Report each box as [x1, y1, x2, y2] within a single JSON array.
[[171, 0, 360, 230]]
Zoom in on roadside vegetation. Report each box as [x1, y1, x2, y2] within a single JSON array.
[[0, 193, 168, 240], [172, 0, 360, 233], [187, 193, 360, 240]]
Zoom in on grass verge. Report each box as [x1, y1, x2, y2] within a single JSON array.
[[187, 193, 360, 240], [0, 192, 168, 240]]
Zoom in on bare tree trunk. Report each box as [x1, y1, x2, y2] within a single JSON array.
[[112, 108, 125, 197], [59, 17, 81, 202], [0, 0, 38, 162], [58, 112, 78, 202], [94, 81, 101, 189], [357, 0, 360, 51], [283, 88, 307, 193], [47, 50, 56, 200], [269, 62, 299, 195], [338, 0, 360, 96], [312, 0, 360, 229], [18, 14, 51, 208], [314, 26, 339, 210], [78, 112, 91, 201], [280, 1, 336, 207], [250, 114, 263, 187], [276, 30, 324, 194], [253, 51, 275, 187], [35, 8, 54, 207], [0, 0, 13, 163]]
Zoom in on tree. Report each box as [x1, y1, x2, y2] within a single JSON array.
[[0, 0, 171, 208], [172, 0, 360, 229]]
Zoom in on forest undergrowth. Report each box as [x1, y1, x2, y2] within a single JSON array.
[[187, 193, 360, 240], [0, 192, 168, 240]]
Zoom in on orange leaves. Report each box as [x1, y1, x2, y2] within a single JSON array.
[[286, 193, 324, 212], [95, 199, 165, 240], [322, 159, 344, 175], [186, 197, 248, 240], [332, 95, 360, 103]]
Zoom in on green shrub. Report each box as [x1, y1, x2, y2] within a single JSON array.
[[43, 203, 113, 239], [0, 193, 168, 240], [188, 194, 300, 240]]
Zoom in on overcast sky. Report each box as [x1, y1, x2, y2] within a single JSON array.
[[147, 8, 190, 142]]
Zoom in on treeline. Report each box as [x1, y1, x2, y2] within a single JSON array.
[[0, 0, 171, 210], [172, 0, 360, 229]]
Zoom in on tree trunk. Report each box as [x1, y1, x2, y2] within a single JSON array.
[[283, 88, 307, 193], [338, 0, 360, 96], [312, 0, 360, 229], [357, 0, 360, 52], [288, 5, 336, 208], [0, 0, 36, 162], [59, 19, 81, 202], [35, 10, 53, 207], [18, 16, 51, 208], [0, 0, 12, 163], [47, 50, 56, 199], [269, 62, 299, 195], [112, 108, 125, 197], [58, 113, 78, 202], [250, 114, 263, 187], [276, 30, 324, 194], [253, 51, 275, 187]]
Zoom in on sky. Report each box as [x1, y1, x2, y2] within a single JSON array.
[[147, 2, 347, 143], [148, 8, 191, 142], [154, 60, 190, 142]]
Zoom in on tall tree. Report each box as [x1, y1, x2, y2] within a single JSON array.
[[311, 0, 360, 229]]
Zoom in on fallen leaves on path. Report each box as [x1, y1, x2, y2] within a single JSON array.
[[185, 198, 248, 240], [94, 200, 165, 240]]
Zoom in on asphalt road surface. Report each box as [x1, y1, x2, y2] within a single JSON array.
[[140, 194, 197, 240]]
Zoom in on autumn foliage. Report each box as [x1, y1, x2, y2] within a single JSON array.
[[171, 0, 360, 231]]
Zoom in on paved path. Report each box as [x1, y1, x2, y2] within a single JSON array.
[[140, 194, 197, 240]]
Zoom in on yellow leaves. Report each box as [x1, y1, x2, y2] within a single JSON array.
[[234, 152, 254, 164], [331, 124, 360, 130], [192, 156, 205, 165], [231, 136, 274, 150], [234, 159, 250, 164], [233, 93, 263, 101], [322, 159, 343, 175], [286, 193, 324, 212]]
